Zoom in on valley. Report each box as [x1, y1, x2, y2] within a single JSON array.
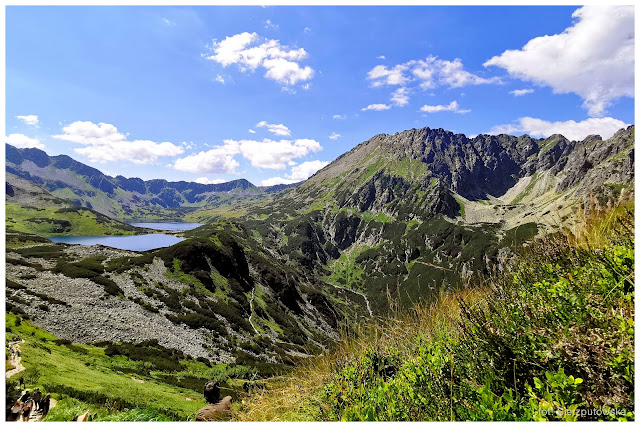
[[5, 124, 634, 421]]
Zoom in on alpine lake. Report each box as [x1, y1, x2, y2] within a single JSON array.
[[49, 222, 203, 251]]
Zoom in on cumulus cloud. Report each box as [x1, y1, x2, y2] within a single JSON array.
[[510, 88, 534, 96], [16, 115, 39, 126], [173, 145, 240, 174], [204, 32, 314, 86], [195, 177, 227, 185], [256, 120, 291, 136], [377, 55, 386, 60], [488, 116, 629, 141], [329, 132, 341, 140], [484, 6, 634, 116], [361, 103, 391, 111], [261, 177, 298, 186], [173, 137, 323, 173], [6, 133, 44, 149], [262, 159, 329, 186], [52, 121, 184, 164], [367, 55, 501, 89], [391, 87, 410, 106], [365, 55, 499, 111], [287, 160, 329, 180], [248, 129, 256, 134], [231, 138, 322, 169], [419, 100, 470, 114], [367, 63, 412, 87], [332, 114, 346, 120], [215, 75, 225, 84]]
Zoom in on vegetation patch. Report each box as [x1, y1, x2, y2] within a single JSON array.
[[235, 205, 635, 421]]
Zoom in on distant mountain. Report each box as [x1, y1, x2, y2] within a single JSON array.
[[5, 145, 277, 219], [5, 172, 140, 236], [231, 125, 634, 312], [259, 182, 302, 193]]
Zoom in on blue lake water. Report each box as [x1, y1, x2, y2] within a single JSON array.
[[127, 222, 204, 231], [49, 234, 185, 251]]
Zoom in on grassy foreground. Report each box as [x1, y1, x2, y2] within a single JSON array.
[[4, 313, 258, 421], [235, 203, 634, 421]]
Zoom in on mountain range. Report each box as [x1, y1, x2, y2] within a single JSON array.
[[5, 124, 634, 367]]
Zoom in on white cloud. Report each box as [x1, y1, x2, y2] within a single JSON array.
[[304, 27, 311, 33], [332, 114, 346, 120], [488, 116, 629, 141], [215, 75, 225, 84], [287, 160, 329, 180], [377, 55, 386, 60], [261, 159, 329, 186], [248, 129, 256, 134], [231, 138, 321, 169], [367, 55, 501, 89], [195, 177, 227, 185], [367, 63, 412, 87], [173, 137, 323, 173], [391, 87, 410, 106], [263, 57, 314, 85], [173, 145, 240, 174], [419, 101, 470, 114], [204, 32, 314, 86], [52, 121, 184, 164], [264, 19, 278, 30], [361, 103, 391, 111], [510, 88, 534, 96], [329, 132, 341, 140], [256, 120, 291, 136], [261, 177, 298, 186], [6, 133, 44, 149], [16, 115, 39, 126], [161, 17, 176, 26], [484, 6, 634, 116]]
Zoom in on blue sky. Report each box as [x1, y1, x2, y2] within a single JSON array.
[[5, 5, 635, 185]]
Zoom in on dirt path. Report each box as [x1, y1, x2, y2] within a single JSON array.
[[6, 340, 59, 422], [16, 399, 58, 422], [247, 287, 261, 335], [6, 339, 25, 379]]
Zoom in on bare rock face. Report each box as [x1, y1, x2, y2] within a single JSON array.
[[558, 127, 634, 195]]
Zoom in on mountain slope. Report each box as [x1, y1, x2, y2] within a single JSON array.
[[5, 172, 140, 236], [218, 125, 634, 312], [6, 144, 267, 219]]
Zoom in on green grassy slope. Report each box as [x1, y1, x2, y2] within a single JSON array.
[[5, 202, 139, 236], [235, 204, 634, 421], [4, 313, 255, 421]]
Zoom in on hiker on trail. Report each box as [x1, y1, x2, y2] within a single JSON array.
[[40, 394, 51, 416], [20, 390, 30, 404], [195, 380, 233, 421], [32, 388, 42, 411], [21, 398, 33, 421], [18, 377, 24, 390], [8, 402, 22, 421]]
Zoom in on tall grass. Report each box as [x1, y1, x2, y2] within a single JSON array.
[[235, 201, 634, 421]]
